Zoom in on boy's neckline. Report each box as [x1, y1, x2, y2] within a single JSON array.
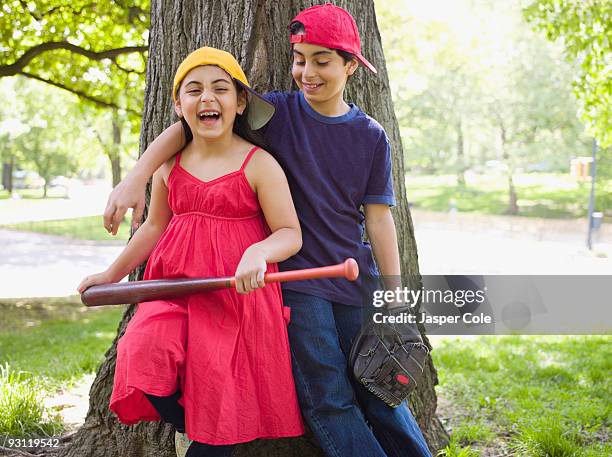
[[298, 92, 358, 124]]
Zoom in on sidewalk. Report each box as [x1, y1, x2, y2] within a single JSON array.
[[411, 209, 612, 275], [0, 229, 124, 298]]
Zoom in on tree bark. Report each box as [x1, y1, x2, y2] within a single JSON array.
[[2, 157, 14, 193], [60, 1, 448, 456], [111, 111, 122, 188], [110, 156, 122, 189], [93, 112, 123, 188], [506, 173, 518, 215], [500, 125, 518, 215], [456, 120, 466, 187]]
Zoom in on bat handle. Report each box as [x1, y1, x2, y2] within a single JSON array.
[[229, 258, 359, 287]]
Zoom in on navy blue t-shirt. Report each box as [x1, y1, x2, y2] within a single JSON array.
[[262, 91, 395, 307]]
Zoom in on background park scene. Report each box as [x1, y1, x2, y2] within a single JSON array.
[[0, 0, 610, 456]]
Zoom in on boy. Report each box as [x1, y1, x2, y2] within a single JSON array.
[[104, 4, 431, 457]]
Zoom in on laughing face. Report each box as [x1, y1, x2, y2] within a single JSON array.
[[291, 42, 358, 113], [174, 65, 247, 141]]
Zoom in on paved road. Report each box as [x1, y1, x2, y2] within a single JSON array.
[[413, 214, 612, 275], [0, 229, 124, 298], [0, 209, 609, 299]]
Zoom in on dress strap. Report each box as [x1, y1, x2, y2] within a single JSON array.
[[175, 151, 183, 166], [239, 146, 260, 171]]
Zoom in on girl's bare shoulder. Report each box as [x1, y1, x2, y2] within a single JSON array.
[[244, 146, 287, 191], [156, 153, 180, 185], [247, 146, 281, 171]]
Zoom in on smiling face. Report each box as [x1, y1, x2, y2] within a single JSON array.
[[174, 65, 247, 141], [291, 42, 358, 112]]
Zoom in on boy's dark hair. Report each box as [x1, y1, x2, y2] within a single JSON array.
[[179, 83, 266, 148], [289, 21, 356, 66]]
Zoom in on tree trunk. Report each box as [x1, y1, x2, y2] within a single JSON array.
[[456, 120, 466, 187], [110, 111, 122, 188], [506, 173, 518, 215], [499, 125, 518, 215], [60, 1, 448, 456], [110, 156, 122, 189], [2, 157, 13, 193]]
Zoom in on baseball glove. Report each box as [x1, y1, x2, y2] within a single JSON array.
[[349, 306, 429, 407]]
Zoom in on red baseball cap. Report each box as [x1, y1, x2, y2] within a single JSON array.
[[289, 3, 377, 74]]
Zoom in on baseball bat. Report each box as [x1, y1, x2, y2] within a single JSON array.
[[81, 258, 359, 307]]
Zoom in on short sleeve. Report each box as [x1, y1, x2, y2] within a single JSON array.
[[262, 91, 279, 105], [363, 134, 396, 207], [261, 91, 287, 141], [260, 91, 280, 137]]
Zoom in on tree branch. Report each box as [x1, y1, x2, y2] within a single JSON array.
[[19, 0, 42, 21], [0, 41, 148, 77], [19, 71, 140, 115], [112, 1, 149, 23], [113, 60, 146, 75], [93, 128, 113, 158], [27, 2, 101, 21]]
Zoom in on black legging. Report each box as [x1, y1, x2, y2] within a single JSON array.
[[145, 391, 234, 457]]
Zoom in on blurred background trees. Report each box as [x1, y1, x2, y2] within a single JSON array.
[[376, 0, 604, 216], [524, 0, 611, 215], [0, 0, 148, 194]]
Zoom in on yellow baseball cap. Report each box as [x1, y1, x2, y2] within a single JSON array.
[[172, 47, 275, 130]]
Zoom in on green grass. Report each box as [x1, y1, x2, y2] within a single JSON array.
[[0, 299, 124, 438], [0, 300, 124, 383], [2, 299, 610, 451], [0, 188, 68, 200], [450, 420, 496, 445], [0, 364, 63, 438], [437, 437, 480, 457], [407, 173, 611, 219], [2, 215, 130, 241], [434, 336, 612, 456], [512, 421, 584, 457]]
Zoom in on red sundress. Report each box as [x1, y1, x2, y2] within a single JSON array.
[[109, 146, 305, 445]]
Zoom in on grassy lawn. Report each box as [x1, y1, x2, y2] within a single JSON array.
[[0, 299, 124, 382], [1, 297, 610, 454], [0, 298, 124, 438], [0, 188, 68, 200], [406, 173, 609, 219], [434, 335, 611, 456], [2, 215, 131, 241]]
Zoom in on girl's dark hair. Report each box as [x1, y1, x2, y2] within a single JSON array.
[[179, 82, 266, 149], [289, 21, 356, 65]]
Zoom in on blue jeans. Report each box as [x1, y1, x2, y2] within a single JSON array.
[[283, 290, 432, 457]]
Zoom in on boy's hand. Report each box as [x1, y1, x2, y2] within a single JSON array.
[[77, 270, 115, 294], [235, 246, 267, 294], [104, 177, 146, 235]]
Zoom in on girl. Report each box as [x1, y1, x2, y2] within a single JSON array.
[[78, 47, 304, 457]]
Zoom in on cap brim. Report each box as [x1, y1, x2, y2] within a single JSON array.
[[235, 80, 275, 130], [356, 53, 377, 74]]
